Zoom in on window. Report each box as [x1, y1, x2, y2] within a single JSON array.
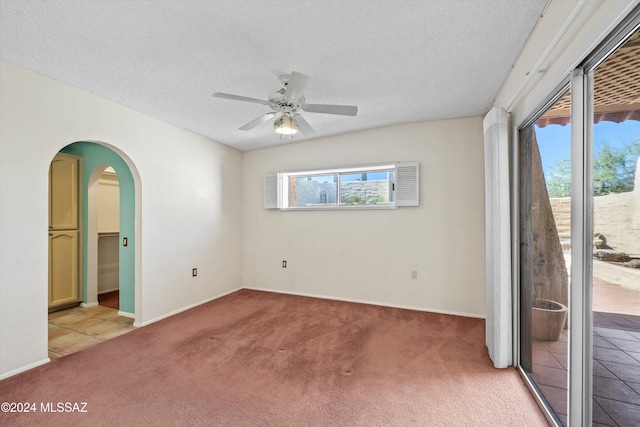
[[285, 166, 394, 209], [264, 163, 418, 210], [287, 173, 338, 207]]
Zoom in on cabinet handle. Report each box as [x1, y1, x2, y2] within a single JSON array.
[[49, 233, 53, 236]]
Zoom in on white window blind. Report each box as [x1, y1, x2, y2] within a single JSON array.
[[263, 173, 280, 209], [483, 107, 512, 369], [395, 162, 419, 207]]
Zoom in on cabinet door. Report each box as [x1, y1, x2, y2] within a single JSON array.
[[49, 231, 80, 308], [49, 153, 79, 230]]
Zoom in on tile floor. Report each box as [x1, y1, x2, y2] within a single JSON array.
[[48, 304, 134, 360], [593, 277, 640, 317], [531, 313, 640, 426]]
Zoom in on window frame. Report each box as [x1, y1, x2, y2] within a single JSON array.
[[281, 163, 398, 210]]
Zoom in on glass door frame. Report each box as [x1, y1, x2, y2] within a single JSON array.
[[511, 82, 573, 427], [568, 66, 593, 427]]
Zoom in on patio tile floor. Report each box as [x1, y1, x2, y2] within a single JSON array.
[[532, 315, 640, 426]]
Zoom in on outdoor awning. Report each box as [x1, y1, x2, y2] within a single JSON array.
[[536, 31, 640, 128], [536, 105, 640, 128]]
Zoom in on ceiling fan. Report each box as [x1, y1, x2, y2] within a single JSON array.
[[212, 71, 358, 139]]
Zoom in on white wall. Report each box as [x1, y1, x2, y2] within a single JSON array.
[[0, 60, 243, 378], [243, 118, 486, 318]]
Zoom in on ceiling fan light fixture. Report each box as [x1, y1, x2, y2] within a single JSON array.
[[274, 114, 298, 135]]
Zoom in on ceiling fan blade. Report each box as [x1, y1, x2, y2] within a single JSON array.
[[238, 112, 278, 131], [303, 103, 358, 116], [212, 92, 269, 105], [285, 71, 310, 101], [293, 114, 316, 135]]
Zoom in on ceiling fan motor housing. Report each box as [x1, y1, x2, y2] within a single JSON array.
[[269, 74, 303, 113]]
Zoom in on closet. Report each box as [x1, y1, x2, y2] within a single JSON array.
[[48, 153, 81, 310]]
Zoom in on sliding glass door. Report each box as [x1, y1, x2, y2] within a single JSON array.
[[516, 21, 640, 427], [590, 30, 640, 427], [519, 89, 572, 425]]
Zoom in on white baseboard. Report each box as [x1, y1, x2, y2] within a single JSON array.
[[98, 287, 119, 295], [139, 287, 243, 327], [118, 310, 135, 319], [243, 286, 485, 319], [80, 301, 99, 308], [0, 358, 50, 381]]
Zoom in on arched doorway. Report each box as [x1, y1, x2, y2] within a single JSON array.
[[47, 141, 142, 359], [58, 141, 139, 319]]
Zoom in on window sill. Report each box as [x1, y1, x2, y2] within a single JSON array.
[[280, 205, 398, 211]]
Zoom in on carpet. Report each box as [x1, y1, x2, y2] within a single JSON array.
[[97, 290, 119, 310], [0, 290, 548, 426]]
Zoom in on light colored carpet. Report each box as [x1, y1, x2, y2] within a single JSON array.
[[0, 290, 548, 426]]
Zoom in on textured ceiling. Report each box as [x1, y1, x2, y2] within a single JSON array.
[[0, 0, 549, 151]]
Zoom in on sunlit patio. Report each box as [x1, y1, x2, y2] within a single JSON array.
[[532, 278, 640, 426]]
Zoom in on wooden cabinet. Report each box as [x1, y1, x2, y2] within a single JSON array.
[[49, 153, 81, 310], [49, 153, 79, 230], [49, 230, 80, 307]]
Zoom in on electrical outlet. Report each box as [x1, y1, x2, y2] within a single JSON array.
[[282, 260, 287, 268], [411, 270, 418, 279], [192, 268, 197, 277]]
